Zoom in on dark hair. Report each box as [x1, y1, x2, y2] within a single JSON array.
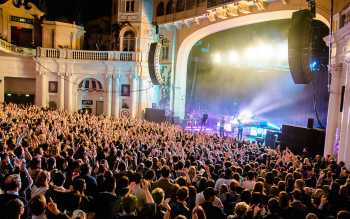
[[6, 199, 24, 219], [73, 178, 86, 193], [80, 163, 90, 176], [203, 187, 215, 201], [51, 170, 65, 187], [176, 186, 189, 201], [337, 211, 350, 219], [105, 175, 117, 192], [161, 165, 170, 178]]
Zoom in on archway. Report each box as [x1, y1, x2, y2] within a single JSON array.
[[172, 10, 330, 120], [77, 78, 104, 115]]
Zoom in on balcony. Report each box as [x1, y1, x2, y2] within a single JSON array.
[[0, 38, 35, 56], [36, 47, 140, 62]]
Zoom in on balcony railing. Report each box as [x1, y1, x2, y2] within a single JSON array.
[[36, 47, 140, 62], [0, 38, 36, 56]]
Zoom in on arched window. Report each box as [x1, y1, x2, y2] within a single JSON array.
[[176, 0, 185, 12], [166, 0, 173, 14], [122, 30, 136, 51], [156, 2, 165, 16]]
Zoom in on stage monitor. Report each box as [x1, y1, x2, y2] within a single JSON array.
[[280, 124, 325, 157], [144, 108, 166, 123]]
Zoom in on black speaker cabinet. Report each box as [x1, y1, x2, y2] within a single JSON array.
[[144, 108, 166, 123], [280, 124, 325, 157], [288, 9, 313, 84]]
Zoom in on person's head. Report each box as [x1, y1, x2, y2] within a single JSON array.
[[306, 213, 319, 219], [122, 194, 138, 214], [5, 199, 24, 219], [30, 194, 47, 216], [267, 198, 279, 213], [203, 187, 216, 202], [4, 174, 21, 192], [292, 189, 302, 201], [253, 181, 264, 193], [73, 178, 86, 193], [35, 170, 50, 188], [161, 165, 171, 178], [192, 206, 207, 219], [176, 186, 189, 202], [279, 191, 289, 208], [72, 210, 87, 219], [337, 211, 350, 219], [80, 163, 90, 176], [174, 216, 187, 219], [51, 170, 65, 187], [294, 179, 304, 190], [152, 188, 165, 205], [234, 202, 249, 217]]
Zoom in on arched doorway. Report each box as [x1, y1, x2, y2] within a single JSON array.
[[77, 78, 104, 115], [172, 10, 330, 120]]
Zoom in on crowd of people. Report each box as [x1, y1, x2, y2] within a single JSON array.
[[0, 104, 349, 219]]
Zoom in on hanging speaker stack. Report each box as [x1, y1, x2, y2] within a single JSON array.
[[288, 9, 329, 84]]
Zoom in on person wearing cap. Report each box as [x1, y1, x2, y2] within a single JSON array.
[[200, 187, 225, 219]]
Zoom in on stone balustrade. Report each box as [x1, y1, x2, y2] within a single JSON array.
[[0, 38, 36, 56], [36, 47, 140, 62]]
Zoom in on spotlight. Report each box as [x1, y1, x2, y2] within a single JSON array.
[[212, 53, 222, 64], [276, 43, 288, 61], [238, 110, 254, 124], [309, 59, 320, 72], [25, 94, 30, 97], [7, 93, 12, 97], [229, 50, 239, 64]]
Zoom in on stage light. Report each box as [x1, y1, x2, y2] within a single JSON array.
[[229, 50, 239, 64], [212, 53, 222, 64], [257, 45, 274, 60], [309, 59, 320, 72], [7, 93, 12, 97], [25, 94, 30, 97], [244, 47, 258, 61], [238, 110, 254, 124], [276, 43, 288, 61]]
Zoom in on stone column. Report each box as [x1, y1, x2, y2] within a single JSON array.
[[324, 64, 342, 157], [112, 73, 120, 117], [104, 75, 112, 117], [35, 71, 48, 107], [0, 75, 4, 103], [131, 73, 139, 118], [64, 74, 73, 112], [58, 73, 65, 110], [339, 62, 350, 165]]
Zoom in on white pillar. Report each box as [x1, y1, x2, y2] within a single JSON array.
[[58, 74, 65, 110], [35, 72, 48, 107], [64, 74, 73, 112], [324, 64, 342, 157], [112, 74, 120, 117], [131, 73, 139, 118], [104, 75, 112, 117], [0, 75, 4, 103], [339, 62, 350, 166]]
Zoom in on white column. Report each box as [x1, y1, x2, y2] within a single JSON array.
[[324, 64, 342, 157], [58, 74, 65, 110], [64, 74, 73, 112], [104, 75, 112, 117], [35, 72, 48, 107], [112, 74, 120, 117], [131, 73, 139, 118], [0, 75, 4, 103], [339, 62, 350, 167]]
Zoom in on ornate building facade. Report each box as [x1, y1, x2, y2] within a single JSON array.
[[0, 0, 158, 118]]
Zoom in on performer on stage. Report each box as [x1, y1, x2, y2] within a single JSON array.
[[237, 119, 243, 141], [219, 117, 225, 137]]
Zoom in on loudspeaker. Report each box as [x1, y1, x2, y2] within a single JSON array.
[[340, 86, 345, 112], [265, 131, 280, 149], [280, 124, 325, 156], [148, 43, 163, 85], [307, 118, 314, 129], [144, 108, 165, 123], [288, 10, 313, 84], [288, 10, 329, 84]]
